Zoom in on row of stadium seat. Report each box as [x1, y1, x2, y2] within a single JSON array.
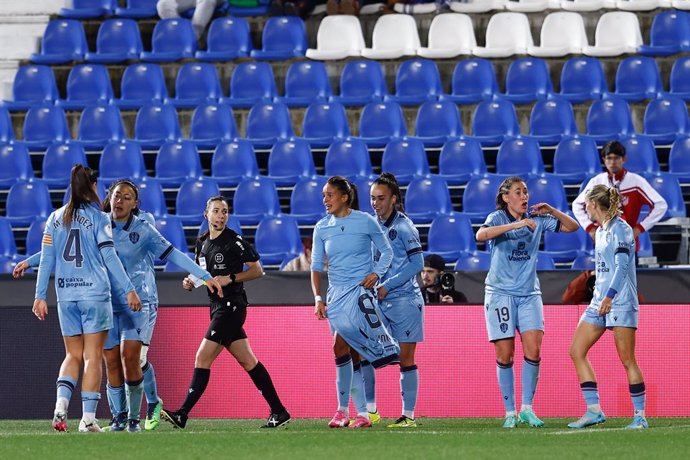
[[11, 55, 690, 112], [57, 0, 271, 19], [29, 10, 690, 66], [4, 133, 690, 190], [3, 94, 690, 150]]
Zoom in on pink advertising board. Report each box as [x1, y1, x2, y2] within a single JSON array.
[[150, 305, 690, 418]]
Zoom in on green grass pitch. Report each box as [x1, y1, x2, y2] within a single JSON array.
[[2, 418, 690, 459]]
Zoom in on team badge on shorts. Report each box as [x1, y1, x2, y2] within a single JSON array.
[[500, 323, 508, 333]]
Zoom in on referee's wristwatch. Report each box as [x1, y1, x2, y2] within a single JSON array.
[[228, 273, 236, 285]]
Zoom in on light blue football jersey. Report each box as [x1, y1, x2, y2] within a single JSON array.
[[591, 216, 638, 310], [375, 210, 423, 300], [109, 212, 172, 305], [37, 204, 126, 301], [312, 210, 393, 288], [482, 210, 561, 296]]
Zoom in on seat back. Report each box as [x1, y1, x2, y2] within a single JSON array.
[[526, 175, 568, 211], [472, 100, 520, 138], [95, 18, 142, 56], [134, 103, 181, 143], [312, 15, 365, 54], [359, 102, 407, 140], [284, 61, 332, 101], [438, 138, 487, 181], [670, 56, 690, 95], [404, 175, 453, 219], [462, 175, 505, 218], [427, 212, 477, 258], [0, 144, 33, 188], [206, 17, 252, 54], [211, 140, 259, 186], [529, 98, 578, 138], [592, 12, 643, 49], [26, 218, 47, 256], [0, 107, 13, 143], [38, 19, 88, 58], [137, 178, 167, 217], [394, 59, 443, 99], [669, 135, 690, 175], [6, 181, 52, 224], [43, 143, 88, 185], [99, 140, 146, 182], [620, 136, 660, 175], [427, 13, 476, 51], [643, 96, 690, 137], [538, 11, 588, 51], [155, 140, 202, 185], [230, 62, 278, 100], [614, 56, 662, 100], [324, 138, 372, 180], [303, 102, 350, 140], [339, 60, 388, 101], [290, 176, 327, 221], [190, 103, 238, 142], [23, 106, 70, 144], [120, 63, 168, 104], [12, 65, 59, 106], [415, 101, 463, 139], [175, 63, 222, 102], [175, 177, 220, 223], [65, 64, 114, 105], [454, 252, 491, 271], [646, 9, 690, 49], [559, 57, 607, 101], [381, 138, 430, 184], [246, 102, 294, 141], [77, 105, 125, 144], [0, 218, 17, 258], [233, 177, 281, 220], [255, 215, 302, 263], [646, 173, 686, 218], [496, 137, 544, 176], [150, 18, 196, 56], [154, 215, 188, 255], [450, 59, 498, 99], [267, 138, 316, 184], [484, 12, 533, 50], [259, 16, 307, 54], [553, 137, 601, 179], [586, 97, 635, 137], [504, 57, 553, 100], [370, 14, 421, 53]]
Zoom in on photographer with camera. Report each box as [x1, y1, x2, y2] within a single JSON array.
[[419, 254, 468, 304]]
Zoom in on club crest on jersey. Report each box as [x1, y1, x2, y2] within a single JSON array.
[[215, 253, 224, 263], [129, 232, 140, 244], [388, 228, 397, 240]]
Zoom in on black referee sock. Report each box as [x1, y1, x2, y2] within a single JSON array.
[[180, 368, 211, 414], [248, 361, 285, 414]]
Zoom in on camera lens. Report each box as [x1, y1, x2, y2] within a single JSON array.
[[440, 273, 455, 291]]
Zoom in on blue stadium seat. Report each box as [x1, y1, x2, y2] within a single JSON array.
[[302, 102, 350, 148], [427, 212, 476, 262], [620, 136, 660, 175], [381, 138, 430, 186], [190, 103, 238, 150], [84, 18, 143, 63], [233, 176, 280, 225], [136, 178, 167, 218], [5, 65, 59, 110], [198, 214, 243, 236], [26, 218, 47, 256], [669, 56, 690, 101], [76, 105, 125, 149], [155, 140, 202, 187], [22, 106, 70, 150], [645, 173, 686, 219], [543, 227, 590, 263], [639, 10, 690, 56], [62, 180, 107, 205], [115, 63, 168, 109], [154, 215, 188, 263], [404, 175, 452, 224], [42, 143, 88, 189], [440, 59, 498, 104], [413, 101, 463, 147], [250, 17, 307, 60], [438, 137, 487, 185], [267, 138, 316, 187], [462, 174, 506, 223], [134, 103, 181, 149], [331, 60, 387, 107], [279, 61, 332, 108], [636, 231, 653, 258], [196, 17, 252, 61], [471, 100, 520, 146], [324, 138, 373, 181], [0, 218, 17, 258], [611, 56, 663, 102], [571, 253, 595, 270], [57, 64, 114, 109], [0, 144, 33, 189], [557, 57, 608, 103], [454, 251, 491, 271], [552, 136, 601, 184], [353, 176, 375, 215], [60, 0, 115, 18], [527, 175, 568, 211], [496, 137, 545, 177], [222, 62, 277, 108], [6, 181, 52, 226], [500, 58, 553, 103], [115, 0, 157, 18], [526, 98, 578, 146], [171, 63, 222, 109], [211, 140, 259, 187], [0, 256, 16, 274], [669, 135, 690, 182], [255, 215, 302, 265], [0, 108, 13, 143], [385, 59, 443, 106], [586, 97, 636, 144], [99, 140, 147, 187], [246, 102, 294, 148], [289, 176, 327, 225], [358, 102, 407, 148], [536, 252, 556, 270], [643, 96, 690, 145], [31, 19, 88, 64], [140, 18, 197, 62], [175, 177, 220, 225]]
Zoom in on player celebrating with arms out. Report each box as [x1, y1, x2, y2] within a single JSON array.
[[476, 176, 579, 428], [568, 185, 648, 430]]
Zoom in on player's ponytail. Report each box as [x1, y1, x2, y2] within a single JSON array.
[[64, 164, 100, 227], [373, 172, 404, 212], [585, 184, 622, 223], [327, 176, 359, 211], [495, 176, 525, 211]]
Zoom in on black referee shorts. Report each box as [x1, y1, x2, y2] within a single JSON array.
[[205, 300, 248, 347]]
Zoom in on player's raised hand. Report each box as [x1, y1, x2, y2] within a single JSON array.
[[530, 202, 554, 215], [514, 219, 537, 232], [13, 260, 30, 278], [32, 299, 48, 320]]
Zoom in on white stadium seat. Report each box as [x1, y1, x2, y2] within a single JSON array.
[[528, 12, 589, 57], [583, 11, 642, 57], [418, 13, 476, 59], [361, 14, 421, 60], [305, 15, 365, 61], [473, 12, 533, 58]]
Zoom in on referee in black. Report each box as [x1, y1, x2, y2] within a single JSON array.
[[161, 196, 290, 429]]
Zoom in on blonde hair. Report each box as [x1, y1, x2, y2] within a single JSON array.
[[495, 176, 526, 210], [586, 184, 621, 223]]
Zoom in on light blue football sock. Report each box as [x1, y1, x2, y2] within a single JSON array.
[[142, 362, 160, 405], [360, 360, 376, 412], [351, 363, 367, 416], [335, 355, 353, 412], [400, 365, 419, 418], [106, 383, 126, 418], [521, 357, 541, 406], [125, 377, 144, 421], [497, 361, 515, 413]]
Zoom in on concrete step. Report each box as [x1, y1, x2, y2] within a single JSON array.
[[0, 0, 63, 16]]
